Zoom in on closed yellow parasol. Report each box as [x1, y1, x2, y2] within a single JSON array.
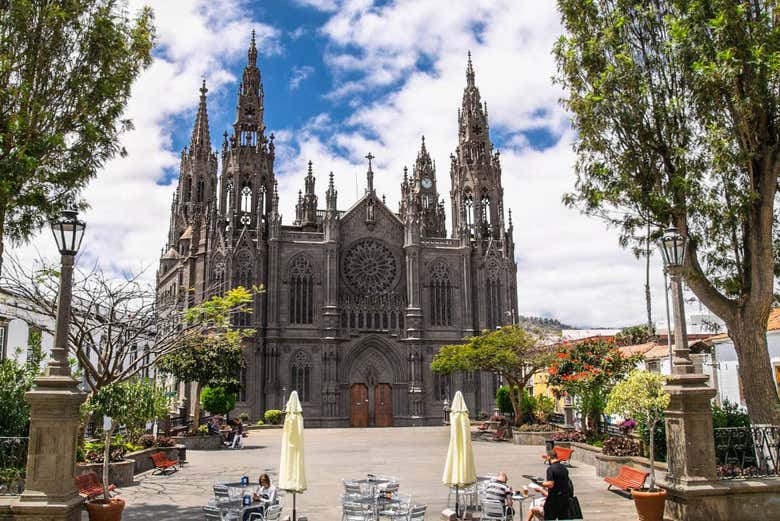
[[442, 391, 476, 518], [278, 391, 306, 521]]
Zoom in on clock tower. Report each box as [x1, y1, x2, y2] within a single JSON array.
[[399, 136, 447, 238]]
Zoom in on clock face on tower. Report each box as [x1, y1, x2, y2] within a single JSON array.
[[421, 177, 433, 189]]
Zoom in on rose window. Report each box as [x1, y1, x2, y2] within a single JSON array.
[[343, 240, 398, 295]]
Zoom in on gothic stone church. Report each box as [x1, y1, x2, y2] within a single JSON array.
[[157, 34, 518, 427]]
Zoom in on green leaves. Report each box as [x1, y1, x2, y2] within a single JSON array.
[[605, 369, 670, 425], [0, 0, 155, 260], [200, 386, 237, 416]]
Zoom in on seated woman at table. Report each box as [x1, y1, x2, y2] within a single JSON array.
[[253, 473, 276, 504], [525, 484, 547, 521]]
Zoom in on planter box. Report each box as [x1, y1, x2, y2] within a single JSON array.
[[76, 459, 135, 487], [172, 434, 223, 450], [126, 446, 182, 475], [245, 424, 282, 431], [569, 442, 601, 467], [512, 431, 556, 446]]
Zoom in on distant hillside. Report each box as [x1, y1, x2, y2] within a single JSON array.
[[516, 315, 575, 333]]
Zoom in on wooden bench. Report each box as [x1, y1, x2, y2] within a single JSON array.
[[542, 446, 575, 466], [604, 465, 648, 492], [150, 451, 179, 475], [75, 472, 116, 500]]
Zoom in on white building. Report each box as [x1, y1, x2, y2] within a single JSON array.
[[0, 289, 55, 364]]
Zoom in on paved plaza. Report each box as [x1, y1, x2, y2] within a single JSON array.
[[115, 426, 637, 521]]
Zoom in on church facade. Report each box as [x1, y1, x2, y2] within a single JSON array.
[[157, 34, 519, 427]]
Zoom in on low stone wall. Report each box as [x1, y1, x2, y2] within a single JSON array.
[[172, 434, 223, 450], [75, 459, 135, 487], [126, 446, 182, 475], [0, 498, 15, 521], [663, 477, 780, 521], [512, 431, 556, 446], [245, 424, 283, 431]]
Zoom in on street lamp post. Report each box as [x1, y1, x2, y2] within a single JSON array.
[[656, 223, 717, 504], [13, 203, 87, 521]]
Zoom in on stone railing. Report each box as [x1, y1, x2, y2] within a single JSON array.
[[420, 237, 461, 247], [0, 438, 27, 496], [715, 425, 780, 479]]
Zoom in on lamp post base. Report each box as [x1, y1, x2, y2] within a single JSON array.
[[663, 372, 717, 486], [12, 376, 86, 521]]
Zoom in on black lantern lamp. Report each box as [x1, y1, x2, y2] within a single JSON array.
[[659, 224, 687, 268], [51, 204, 86, 256]]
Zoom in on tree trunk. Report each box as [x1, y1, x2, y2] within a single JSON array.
[[102, 424, 113, 502], [728, 313, 780, 425], [647, 417, 656, 491], [645, 221, 652, 332], [190, 382, 202, 434], [507, 381, 523, 426]]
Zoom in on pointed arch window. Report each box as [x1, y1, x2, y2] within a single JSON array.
[[233, 251, 253, 327], [481, 195, 491, 224], [289, 256, 314, 324], [464, 194, 474, 229], [433, 373, 451, 402], [241, 185, 252, 213], [430, 261, 453, 327], [291, 351, 311, 402], [185, 176, 193, 202], [196, 179, 205, 203], [225, 181, 234, 216], [486, 261, 503, 330]]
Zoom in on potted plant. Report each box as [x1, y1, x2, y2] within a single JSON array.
[[85, 383, 130, 521], [85, 380, 168, 521], [606, 370, 670, 521]]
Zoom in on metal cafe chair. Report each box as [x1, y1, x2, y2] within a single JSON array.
[[407, 504, 427, 521]]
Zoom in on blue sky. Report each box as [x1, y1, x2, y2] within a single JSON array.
[[15, 0, 684, 328]]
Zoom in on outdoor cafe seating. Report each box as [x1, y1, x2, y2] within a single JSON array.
[[341, 474, 427, 521], [206, 479, 281, 521]]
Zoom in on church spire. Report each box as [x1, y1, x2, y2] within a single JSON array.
[[466, 50, 475, 87], [190, 80, 211, 151], [248, 29, 257, 65]]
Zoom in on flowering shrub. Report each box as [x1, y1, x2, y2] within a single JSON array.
[[601, 436, 641, 457], [546, 339, 641, 436], [137, 434, 175, 449], [551, 430, 586, 442], [619, 419, 637, 435]]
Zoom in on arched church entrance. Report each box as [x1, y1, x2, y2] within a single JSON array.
[[345, 338, 400, 427]]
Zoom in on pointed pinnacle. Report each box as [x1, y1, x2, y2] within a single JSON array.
[[328, 171, 334, 188], [307, 160, 313, 176], [248, 29, 258, 64], [466, 51, 475, 86]]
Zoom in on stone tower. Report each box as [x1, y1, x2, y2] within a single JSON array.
[[450, 52, 505, 241]]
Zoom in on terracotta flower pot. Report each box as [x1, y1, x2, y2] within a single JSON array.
[[631, 489, 667, 521], [85, 497, 126, 521]]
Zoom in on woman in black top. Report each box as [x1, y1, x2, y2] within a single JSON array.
[[541, 450, 572, 520]]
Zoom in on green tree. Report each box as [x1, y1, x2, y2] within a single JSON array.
[[555, 0, 780, 424], [606, 370, 670, 490], [432, 326, 554, 425], [119, 378, 168, 440], [86, 379, 165, 500], [200, 386, 237, 417], [546, 339, 641, 437], [614, 325, 656, 347], [0, 1, 155, 273], [156, 292, 254, 431], [0, 329, 45, 436]]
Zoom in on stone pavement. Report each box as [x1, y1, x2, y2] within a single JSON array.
[[114, 426, 637, 521]]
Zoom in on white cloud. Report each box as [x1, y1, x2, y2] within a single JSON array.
[[273, 0, 669, 327], [290, 65, 315, 90]]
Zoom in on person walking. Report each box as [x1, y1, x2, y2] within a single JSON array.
[[541, 450, 572, 520]]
